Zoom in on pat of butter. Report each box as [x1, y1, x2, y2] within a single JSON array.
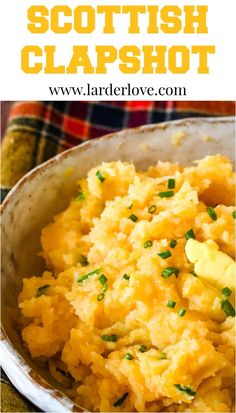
[[185, 239, 235, 291]]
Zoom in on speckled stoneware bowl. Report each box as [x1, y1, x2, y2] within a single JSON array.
[[1, 117, 235, 412]]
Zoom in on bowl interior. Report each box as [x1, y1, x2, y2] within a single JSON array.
[[1, 117, 235, 411]]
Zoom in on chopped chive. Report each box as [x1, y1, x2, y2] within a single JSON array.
[[159, 352, 167, 360], [97, 293, 105, 301], [174, 384, 196, 397], [207, 207, 217, 221], [122, 274, 130, 280], [169, 239, 177, 248], [148, 204, 156, 214], [191, 271, 198, 277], [139, 345, 148, 353], [101, 334, 117, 342], [102, 284, 108, 293], [127, 203, 133, 209], [96, 170, 105, 183], [124, 353, 133, 360], [185, 229, 196, 240], [79, 254, 89, 267], [36, 284, 50, 297], [144, 240, 153, 248], [178, 308, 186, 317], [98, 274, 107, 285], [158, 191, 174, 198], [167, 300, 176, 308], [77, 268, 101, 283], [167, 179, 175, 189], [158, 250, 171, 259], [221, 287, 232, 297], [221, 299, 235, 317], [113, 392, 129, 407], [232, 210, 236, 219], [98, 274, 108, 295], [75, 191, 86, 201], [161, 267, 180, 278], [129, 214, 138, 222]]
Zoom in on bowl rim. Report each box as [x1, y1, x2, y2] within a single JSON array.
[[1, 115, 235, 412], [1, 116, 234, 214]]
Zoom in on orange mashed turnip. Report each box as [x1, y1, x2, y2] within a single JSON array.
[[19, 155, 235, 412]]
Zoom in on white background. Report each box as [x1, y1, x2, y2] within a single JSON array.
[[0, 0, 235, 100]]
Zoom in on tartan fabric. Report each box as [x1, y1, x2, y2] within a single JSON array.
[[1, 368, 41, 413]]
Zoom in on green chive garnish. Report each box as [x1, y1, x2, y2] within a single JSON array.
[[124, 353, 133, 360], [167, 300, 176, 308], [167, 179, 175, 189], [129, 214, 138, 222], [98, 274, 107, 285], [36, 284, 50, 297], [113, 392, 129, 407], [161, 267, 180, 278], [101, 334, 117, 342], [159, 352, 167, 360], [158, 191, 174, 198], [96, 170, 105, 183], [174, 384, 196, 397], [122, 274, 130, 280], [139, 345, 148, 353], [148, 205, 156, 214], [158, 250, 171, 259], [79, 254, 89, 267], [185, 229, 196, 240], [144, 240, 153, 248], [75, 191, 86, 201], [77, 268, 101, 283], [98, 274, 108, 294], [221, 287, 232, 297], [169, 239, 177, 248], [127, 203, 133, 209], [97, 293, 105, 301], [102, 284, 108, 293], [207, 207, 217, 221], [178, 308, 186, 317], [221, 299, 235, 317], [191, 271, 198, 277], [232, 211, 236, 219]]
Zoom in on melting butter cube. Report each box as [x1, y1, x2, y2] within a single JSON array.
[[185, 239, 235, 291]]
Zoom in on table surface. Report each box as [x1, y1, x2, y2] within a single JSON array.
[[1, 368, 41, 412]]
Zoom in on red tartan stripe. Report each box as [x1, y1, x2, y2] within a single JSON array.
[[10, 101, 46, 118], [63, 116, 90, 140], [175, 101, 235, 115], [126, 101, 154, 110]]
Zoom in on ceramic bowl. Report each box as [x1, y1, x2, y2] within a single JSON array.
[[1, 117, 235, 412]]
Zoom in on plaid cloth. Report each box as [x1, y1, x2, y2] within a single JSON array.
[[0, 100, 234, 412]]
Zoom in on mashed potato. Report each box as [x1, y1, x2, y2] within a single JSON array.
[[18, 155, 235, 412]]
